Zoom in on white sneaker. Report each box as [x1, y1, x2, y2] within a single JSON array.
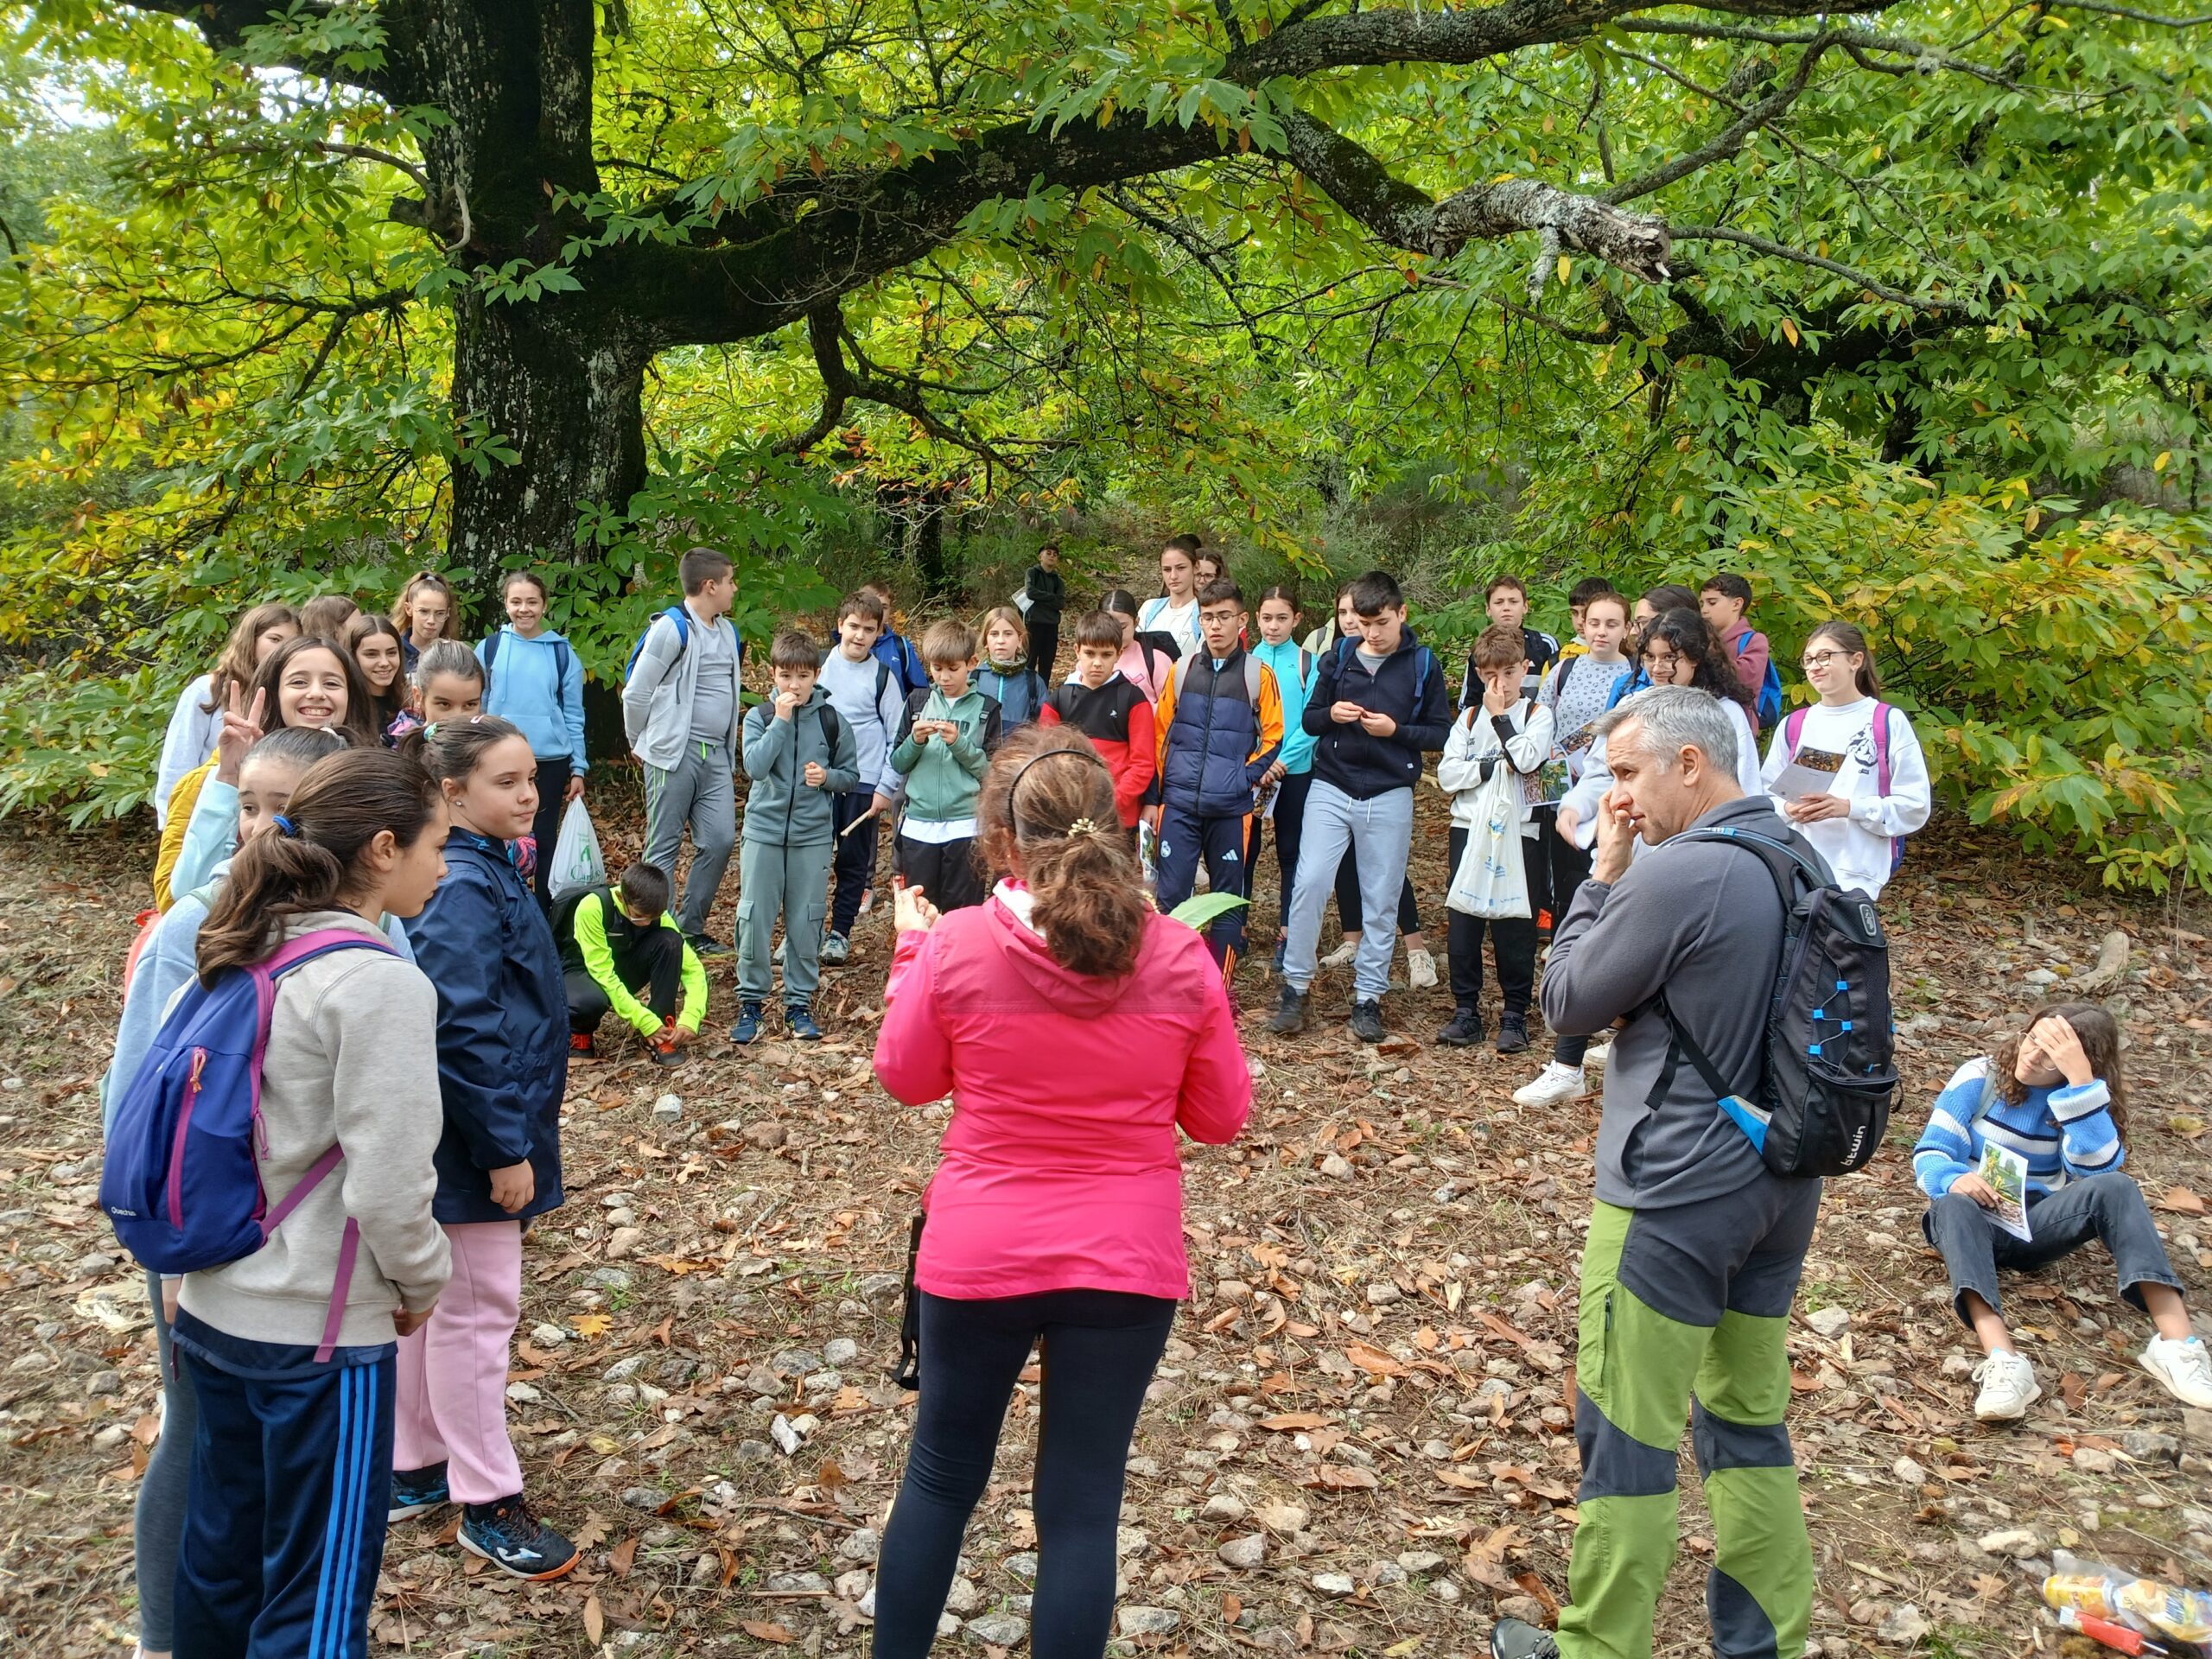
[[1408, 948, 1439, 991], [1512, 1063, 1588, 1108], [1586, 1039, 1612, 1074], [2142, 1335, 2212, 1408], [1318, 940, 1357, 971], [1971, 1350, 2040, 1421]]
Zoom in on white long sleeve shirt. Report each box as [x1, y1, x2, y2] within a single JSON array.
[[1760, 696, 1931, 899], [1561, 696, 1771, 855], [1435, 700, 1556, 836]]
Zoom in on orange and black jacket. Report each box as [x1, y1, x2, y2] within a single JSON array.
[[1152, 648, 1285, 817]]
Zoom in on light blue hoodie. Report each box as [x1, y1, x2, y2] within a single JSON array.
[[1250, 638, 1318, 774], [479, 626, 588, 770]]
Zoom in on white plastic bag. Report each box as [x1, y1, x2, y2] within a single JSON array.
[[1011, 588, 1034, 614], [549, 797, 607, 899], [1446, 768, 1531, 919]]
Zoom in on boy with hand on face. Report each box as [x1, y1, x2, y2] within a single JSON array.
[[733, 630, 861, 1045], [1147, 580, 1284, 976], [1039, 609, 1156, 834], [817, 592, 906, 964], [1463, 575, 1559, 708]]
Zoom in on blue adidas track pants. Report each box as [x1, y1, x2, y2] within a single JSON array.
[[174, 1349, 395, 1659]]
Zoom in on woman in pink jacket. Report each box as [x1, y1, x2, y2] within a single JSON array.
[[872, 724, 1251, 1659]]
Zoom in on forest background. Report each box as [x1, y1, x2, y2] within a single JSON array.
[[0, 0, 2205, 888]]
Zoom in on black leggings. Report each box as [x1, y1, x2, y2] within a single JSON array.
[[873, 1289, 1177, 1659]]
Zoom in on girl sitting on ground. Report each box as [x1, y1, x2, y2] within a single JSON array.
[[1913, 1001, 2212, 1421]]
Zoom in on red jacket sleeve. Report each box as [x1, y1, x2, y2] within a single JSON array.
[[1039, 701, 1063, 728], [1122, 700, 1158, 823], [874, 930, 954, 1106], [1176, 946, 1253, 1146]]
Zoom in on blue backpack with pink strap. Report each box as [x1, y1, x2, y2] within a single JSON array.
[[99, 928, 395, 1361]]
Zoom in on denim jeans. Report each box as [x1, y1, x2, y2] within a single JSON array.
[[1923, 1170, 2183, 1325], [1283, 779, 1414, 1001]]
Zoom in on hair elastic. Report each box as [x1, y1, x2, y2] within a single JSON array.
[[271, 814, 300, 838], [1007, 747, 1116, 842]]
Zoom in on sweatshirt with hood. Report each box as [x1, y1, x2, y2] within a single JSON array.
[[176, 911, 452, 1350], [480, 625, 588, 771], [740, 687, 861, 847], [874, 887, 1251, 1300]]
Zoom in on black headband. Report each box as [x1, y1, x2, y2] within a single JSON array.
[[1007, 747, 1116, 842]]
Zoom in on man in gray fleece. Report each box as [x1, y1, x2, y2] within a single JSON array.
[[1498, 686, 1828, 1659]]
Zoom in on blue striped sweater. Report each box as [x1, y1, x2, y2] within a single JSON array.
[[1911, 1056, 2124, 1201]]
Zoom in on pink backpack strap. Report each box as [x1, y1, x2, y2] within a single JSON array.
[[1783, 707, 1808, 756], [1871, 702, 1894, 798]]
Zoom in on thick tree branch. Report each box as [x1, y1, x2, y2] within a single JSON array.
[[1277, 109, 1673, 287], [115, 0, 425, 102], [775, 302, 1019, 480], [1606, 39, 1832, 204]]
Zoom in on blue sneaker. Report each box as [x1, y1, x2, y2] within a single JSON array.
[[785, 1005, 823, 1041], [458, 1497, 581, 1580], [389, 1463, 449, 1522], [731, 1002, 765, 1045]]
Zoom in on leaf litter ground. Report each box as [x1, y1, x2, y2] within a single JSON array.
[[2, 793, 2209, 1657]]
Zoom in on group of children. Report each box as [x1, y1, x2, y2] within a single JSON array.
[[106, 544, 2209, 1659]]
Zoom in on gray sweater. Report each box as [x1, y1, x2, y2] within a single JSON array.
[[1541, 795, 1821, 1209], [177, 912, 452, 1348]]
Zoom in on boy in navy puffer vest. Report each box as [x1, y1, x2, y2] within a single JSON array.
[[1147, 580, 1283, 978]]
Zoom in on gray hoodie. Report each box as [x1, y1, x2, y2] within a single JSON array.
[[1541, 795, 1823, 1210], [177, 911, 453, 1349], [621, 602, 746, 770], [741, 688, 861, 847]]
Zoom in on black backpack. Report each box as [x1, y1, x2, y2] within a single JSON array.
[[1656, 826, 1897, 1178]]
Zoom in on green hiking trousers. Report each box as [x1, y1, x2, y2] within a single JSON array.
[[1560, 1180, 1821, 1659]]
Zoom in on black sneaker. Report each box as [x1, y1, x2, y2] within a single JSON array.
[[459, 1497, 581, 1580], [687, 933, 733, 959], [1438, 1008, 1484, 1048], [1349, 999, 1388, 1044], [1268, 984, 1308, 1035], [389, 1462, 449, 1522], [1491, 1616, 1560, 1659], [1497, 1014, 1531, 1055]]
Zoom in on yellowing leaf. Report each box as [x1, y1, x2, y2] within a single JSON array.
[[573, 1313, 613, 1338], [583, 1593, 605, 1643], [1781, 318, 1801, 347]]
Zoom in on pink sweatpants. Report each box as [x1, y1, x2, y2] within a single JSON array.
[[393, 1219, 524, 1504]]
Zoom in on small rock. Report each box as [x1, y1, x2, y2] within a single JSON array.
[[2072, 1446, 2117, 1474], [835, 1569, 872, 1600], [839, 1527, 882, 1563], [771, 1413, 806, 1456], [93, 1423, 130, 1449], [605, 1226, 644, 1261], [9, 1351, 54, 1375], [2024, 968, 2060, 987], [1201, 1494, 1248, 1522], [1433, 1579, 1463, 1603], [74, 1251, 118, 1276], [741, 1121, 788, 1150], [82, 1369, 123, 1397], [584, 1267, 632, 1290], [1366, 1283, 1402, 1306], [1319, 1154, 1354, 1181], [858, 1586, 878, 1618], [1497, 1596, 1548, 1624], [1117, 1606, 1181, 1637], [504, 1381, 543, 1404], [967, 1613, 1029, 1647], [1311, 1572, 1357, 1597], [1941, 1353, 1975, 1377], [622, 1486, 665, 1509], [530, 1322, 569, 1346], [773, 1349, 824, 1376], [769, 1571, 830, 1594], [734, 1439, 775, 1464], [945, 1577, 982, 1614], [825, 1337, 860, 1368], [1397, 1551, 1446, 1573], [1005, 1552, 1039, 1584], [1892, 1457, 1929, 1485], [1804, 1306, 1852, 1339], [2122, 1430, 2180, 1464], [1977, 1527, 2047, 1558], [605, 1354, 647, 1381], [1877, 1603, 1932, 1647], [2182, 1408, 2212, 1447], [652, 1093, 683, 1122], [1370, 1561, 1408, 1587], [1217, 1534, 1268, 1570]]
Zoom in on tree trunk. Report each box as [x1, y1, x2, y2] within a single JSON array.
[[448, 296, 650, 592]]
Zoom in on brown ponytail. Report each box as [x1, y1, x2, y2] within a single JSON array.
[[1807, 620, 1882, 699], [978, 726, 1148, 979], [196, 749, 441, 984]]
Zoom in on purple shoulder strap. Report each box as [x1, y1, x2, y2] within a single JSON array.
[[1871, 702, 1894, 798], [1783, 707, 1808, 756], [247, 929, 394, 1363]]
